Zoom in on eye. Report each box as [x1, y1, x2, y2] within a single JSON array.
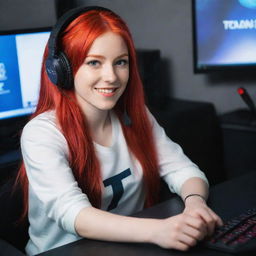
[[86, 60, 101, 67], [115, 59, 129, 66]]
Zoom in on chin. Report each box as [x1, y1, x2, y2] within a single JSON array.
[[97, 103, 117, 111]]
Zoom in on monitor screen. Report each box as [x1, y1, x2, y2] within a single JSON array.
[[0, 28, 50, 120], [192, 0, 256, 72]]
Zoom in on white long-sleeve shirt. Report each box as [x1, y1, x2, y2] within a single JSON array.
[[21, 109, 208, 255]]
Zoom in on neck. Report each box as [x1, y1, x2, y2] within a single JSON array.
[[81, 107, 111, 134], [85, 109, 112, 147]]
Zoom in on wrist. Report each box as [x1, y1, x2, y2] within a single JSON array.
[[147, 219, 165, 245], [183, 194, 206, 204]]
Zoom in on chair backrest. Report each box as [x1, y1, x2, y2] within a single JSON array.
[[0, 238, 25, 256], [0, 175, 29, 253]]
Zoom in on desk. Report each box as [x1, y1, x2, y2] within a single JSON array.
[[38, 171, 256, 256]]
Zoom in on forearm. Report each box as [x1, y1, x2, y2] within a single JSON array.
[[74, 206, 161, 244], [180, 177, 209, 202], [74, 199, 217, 251]]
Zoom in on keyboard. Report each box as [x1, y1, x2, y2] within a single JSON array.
[[204, 208, 256, 254]]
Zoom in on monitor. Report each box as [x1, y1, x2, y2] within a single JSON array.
[[0, 28, 50, 120], [192, 0, 256, 72]]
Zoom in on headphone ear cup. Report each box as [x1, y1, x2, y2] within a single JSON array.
[[56, 51, 74, 89], [45, 51, 74, 89]]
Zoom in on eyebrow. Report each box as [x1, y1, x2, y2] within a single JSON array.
[[86, 53, 129, 59]]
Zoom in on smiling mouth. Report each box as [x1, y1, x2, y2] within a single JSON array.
[[94, 87, 119, 97], [95, 88, 118, 93]]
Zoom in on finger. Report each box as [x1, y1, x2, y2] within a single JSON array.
[[173, 241, 190, 251], [210, 210, 224, 226], [192, 206, 224, 228], [208, 210, 224, 227], [198, 209, 216, 236], [178, 233, 197, 247], [183, 225, 206, 241], [188, 207, 218, 236], [184, 214, 207, 234], [217, 216, 224, 226]]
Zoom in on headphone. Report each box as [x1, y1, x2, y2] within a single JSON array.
[[45, 6, 113, 90]]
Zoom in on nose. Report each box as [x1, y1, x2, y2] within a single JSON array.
[[102, 63, 117, 84]]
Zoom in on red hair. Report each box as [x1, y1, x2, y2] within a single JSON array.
[[16, 9, 161, 220]]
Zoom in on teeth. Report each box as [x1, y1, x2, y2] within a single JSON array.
[[96, 88, 115, 93]]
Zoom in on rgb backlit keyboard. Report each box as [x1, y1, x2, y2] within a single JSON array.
[[204, 208, 256, 254]]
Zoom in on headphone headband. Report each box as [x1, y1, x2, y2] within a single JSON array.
[[48, 6, 113, 58]]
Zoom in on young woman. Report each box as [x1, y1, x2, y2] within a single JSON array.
[[17, 6, 222, 255]]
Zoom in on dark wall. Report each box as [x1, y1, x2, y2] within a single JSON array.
[[0, 0, 57, 30]]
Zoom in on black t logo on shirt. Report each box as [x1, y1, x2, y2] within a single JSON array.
[[103, 168, 131, 211]]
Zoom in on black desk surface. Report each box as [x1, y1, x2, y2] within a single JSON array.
[[38, 171, 256, 256]]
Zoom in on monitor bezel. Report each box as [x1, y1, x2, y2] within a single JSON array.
[[192, 0, 256, 73], [0, 27, 52, 36]]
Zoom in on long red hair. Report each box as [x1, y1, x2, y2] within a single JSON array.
[[16, 9, 161, 220]]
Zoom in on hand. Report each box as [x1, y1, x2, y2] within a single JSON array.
[[183, 195, 223, 237], [151, 213, 208, 251]]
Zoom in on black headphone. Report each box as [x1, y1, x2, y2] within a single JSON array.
[[45, 6, 113, 90]]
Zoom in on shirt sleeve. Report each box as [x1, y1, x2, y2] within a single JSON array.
[[147, 109, 209, 195], [21, 114, 92, 235]]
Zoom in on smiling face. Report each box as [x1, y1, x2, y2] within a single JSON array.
[[74, 32, 129, 116]]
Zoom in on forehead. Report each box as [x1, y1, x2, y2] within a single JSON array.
[[87, 32, 128, 56]]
